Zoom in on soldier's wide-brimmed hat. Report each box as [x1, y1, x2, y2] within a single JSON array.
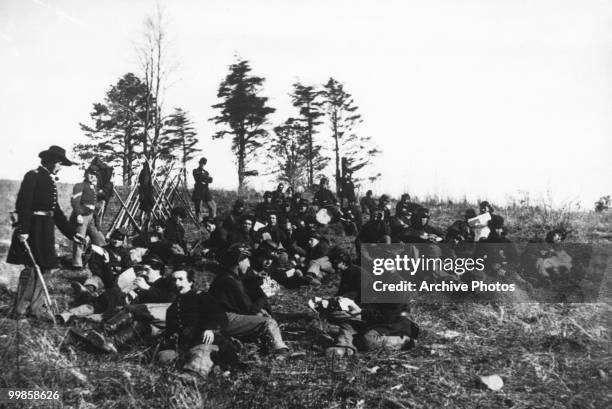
[[39, 145, 76, 166]]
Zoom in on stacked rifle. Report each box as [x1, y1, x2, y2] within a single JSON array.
[[105, 164, 198, 238]]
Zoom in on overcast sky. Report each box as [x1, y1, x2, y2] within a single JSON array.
[[0, 0, 610, 208]]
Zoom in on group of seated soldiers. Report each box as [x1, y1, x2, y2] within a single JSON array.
[[59, 182, 572, 378]]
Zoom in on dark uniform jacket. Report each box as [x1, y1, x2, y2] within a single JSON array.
[[288, 209, 316, 228], [257, 225, 287, 245], [134, 275, 176, 304], [222, 212, 243, 232], [254, 202, 279, 223], [314, 188, 337, 207], [227, 229, 257, 249], [336, 265, 363, 303], [360, 196, 377, 215], [192, 167, 212, 202], [164, 290, 228, 350], [7, 166, 76, 269], [270, 190, 285, 205], [164, 219, 187, 251], [358, 220, 391, 243], [209, 270, 262, 315], [202, 227, 229, 254], [89, 245, 132, 289], [341, 178, 356, 203], [307, 237, 330, 261], [389, 215, 411, 243]]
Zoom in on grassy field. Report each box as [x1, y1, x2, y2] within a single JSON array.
[[0, 179, 611, 408]]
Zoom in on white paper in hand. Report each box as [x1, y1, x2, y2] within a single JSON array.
[[117, 268, 137, 293]]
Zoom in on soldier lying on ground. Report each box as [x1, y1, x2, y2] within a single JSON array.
[[520, 228, 573, 286], [60, 254, 175, 322], [63, 258, 179, 353], [310, 249, 419, 358], [252, 240, 318, 289]]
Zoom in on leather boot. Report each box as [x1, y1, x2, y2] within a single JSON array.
[[103, 309, 133, 332]]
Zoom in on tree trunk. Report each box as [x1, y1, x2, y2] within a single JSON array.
[[307, 116, 313, 187], [182, 138, 188, 188], [333, 114, 340, 195], [238, 134, 245, 192]]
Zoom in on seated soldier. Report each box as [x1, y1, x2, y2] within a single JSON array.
[[285, 186, 294, 202], [339, 204, 362, 236], [469, 201, 495, 242], [226, 214, 258, 250], [404, 207, 444, 243], [290, 189, 304, 211], [223, 199, 246, 233], [470, 215, 519, 280], [360, 190, 377, 218], [165, 207, 188, 255], [82, 227, 132, 293], [304, 232, 334, 281], [279, 218, 299, 256], [444, 220, 475, 258], [389, 204, 413, 243], [131, 221, 175, 264], [208, 245, 290, 358], [254, 191, 279, 223], [313, 178, 337, 208], [395, 193, 411, 214], [257, 213, 287, 246], [289, 198, 315, 228], [157, 268, 240, 377], [200, 217, 228, 259], [277, 199, 293, 226], [355, 209, 391, 260], [377, 194, 392, 221], [312, 249, 419, 357], [270, 183, 285, 206], [462, 209, 477, 242], [292, 215, 318, 257]]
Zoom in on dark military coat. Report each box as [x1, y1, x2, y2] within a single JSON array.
[[7, 166, 76, 269]]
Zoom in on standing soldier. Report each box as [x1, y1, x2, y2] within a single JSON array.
[[70, 165, 106, 269], [192, 157, 216, 222], [7, 145, 84, 318]]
